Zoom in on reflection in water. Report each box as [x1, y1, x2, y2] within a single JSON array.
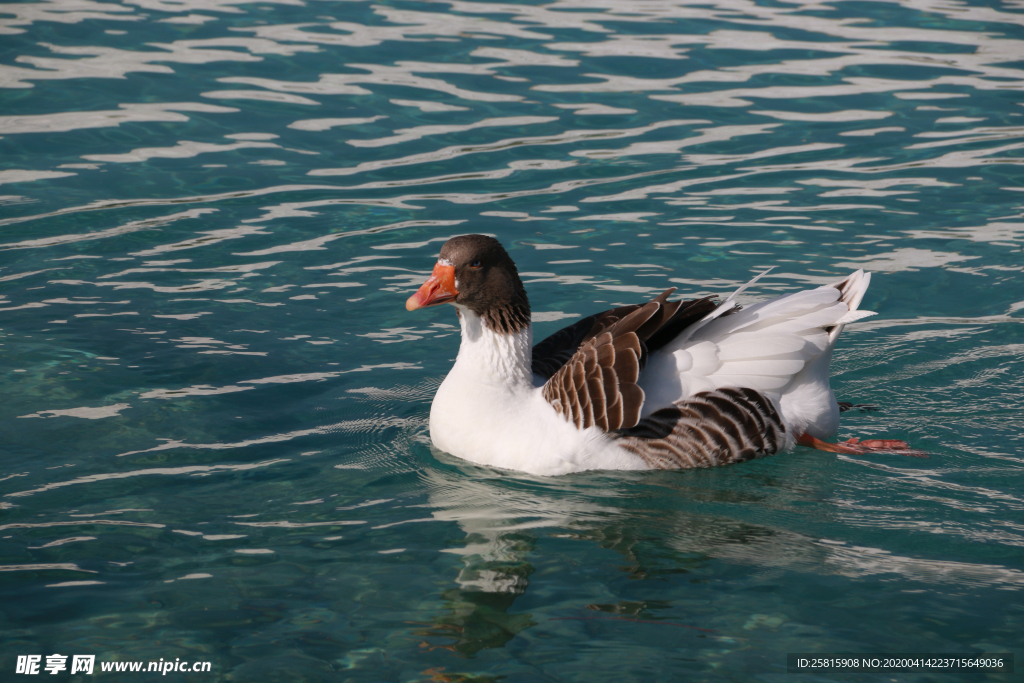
[[415, 443, 1024, 655]]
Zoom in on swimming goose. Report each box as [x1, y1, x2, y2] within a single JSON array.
[[406, 234, 914, 476]]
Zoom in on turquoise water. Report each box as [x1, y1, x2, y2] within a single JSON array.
[[2, 0, 1023, 680]]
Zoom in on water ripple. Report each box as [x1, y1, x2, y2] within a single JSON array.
[[3, 0, 1024, 674]]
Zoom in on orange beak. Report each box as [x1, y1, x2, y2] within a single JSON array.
[[406, 262, 458, 311]]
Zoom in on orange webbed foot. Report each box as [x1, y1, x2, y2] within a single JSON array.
[[797, 433, 927, 458]]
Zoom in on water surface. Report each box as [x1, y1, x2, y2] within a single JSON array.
[[1, 0, 1023, 680]]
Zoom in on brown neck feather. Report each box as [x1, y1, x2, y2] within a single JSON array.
[[480, 289, 531, 335]]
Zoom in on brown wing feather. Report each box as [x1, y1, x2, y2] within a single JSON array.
[[531, 290, 724, 380], [542, 302, 662, 431], [538, 289, 735, 433], [614, 388, 786, 468], [531, 303, 648, 379]]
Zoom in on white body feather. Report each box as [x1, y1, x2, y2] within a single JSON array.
[[430, 304, 645, 475]]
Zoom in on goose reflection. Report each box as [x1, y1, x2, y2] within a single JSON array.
[[410, 443, 1024, 656], [414, 446, 778, 655]]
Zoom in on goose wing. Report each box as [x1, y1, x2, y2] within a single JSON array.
[[532, 289, 720, 379], [531, 303, 651, 380], [539, 290, 723, 431]]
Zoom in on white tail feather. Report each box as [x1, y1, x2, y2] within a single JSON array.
[[675, 267, 774, 344], [828, 270, 871, 342], [640, 269, 875, 442]]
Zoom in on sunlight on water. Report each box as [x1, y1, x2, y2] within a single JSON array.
[[1, 0, 1023, 680]]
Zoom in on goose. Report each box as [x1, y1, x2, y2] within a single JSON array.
[[406, 234, 916, 476]]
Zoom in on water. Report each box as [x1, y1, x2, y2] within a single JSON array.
[[1, 0, 1023, 680]]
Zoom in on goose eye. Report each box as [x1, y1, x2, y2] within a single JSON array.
[[470, 259, 482, 268]]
